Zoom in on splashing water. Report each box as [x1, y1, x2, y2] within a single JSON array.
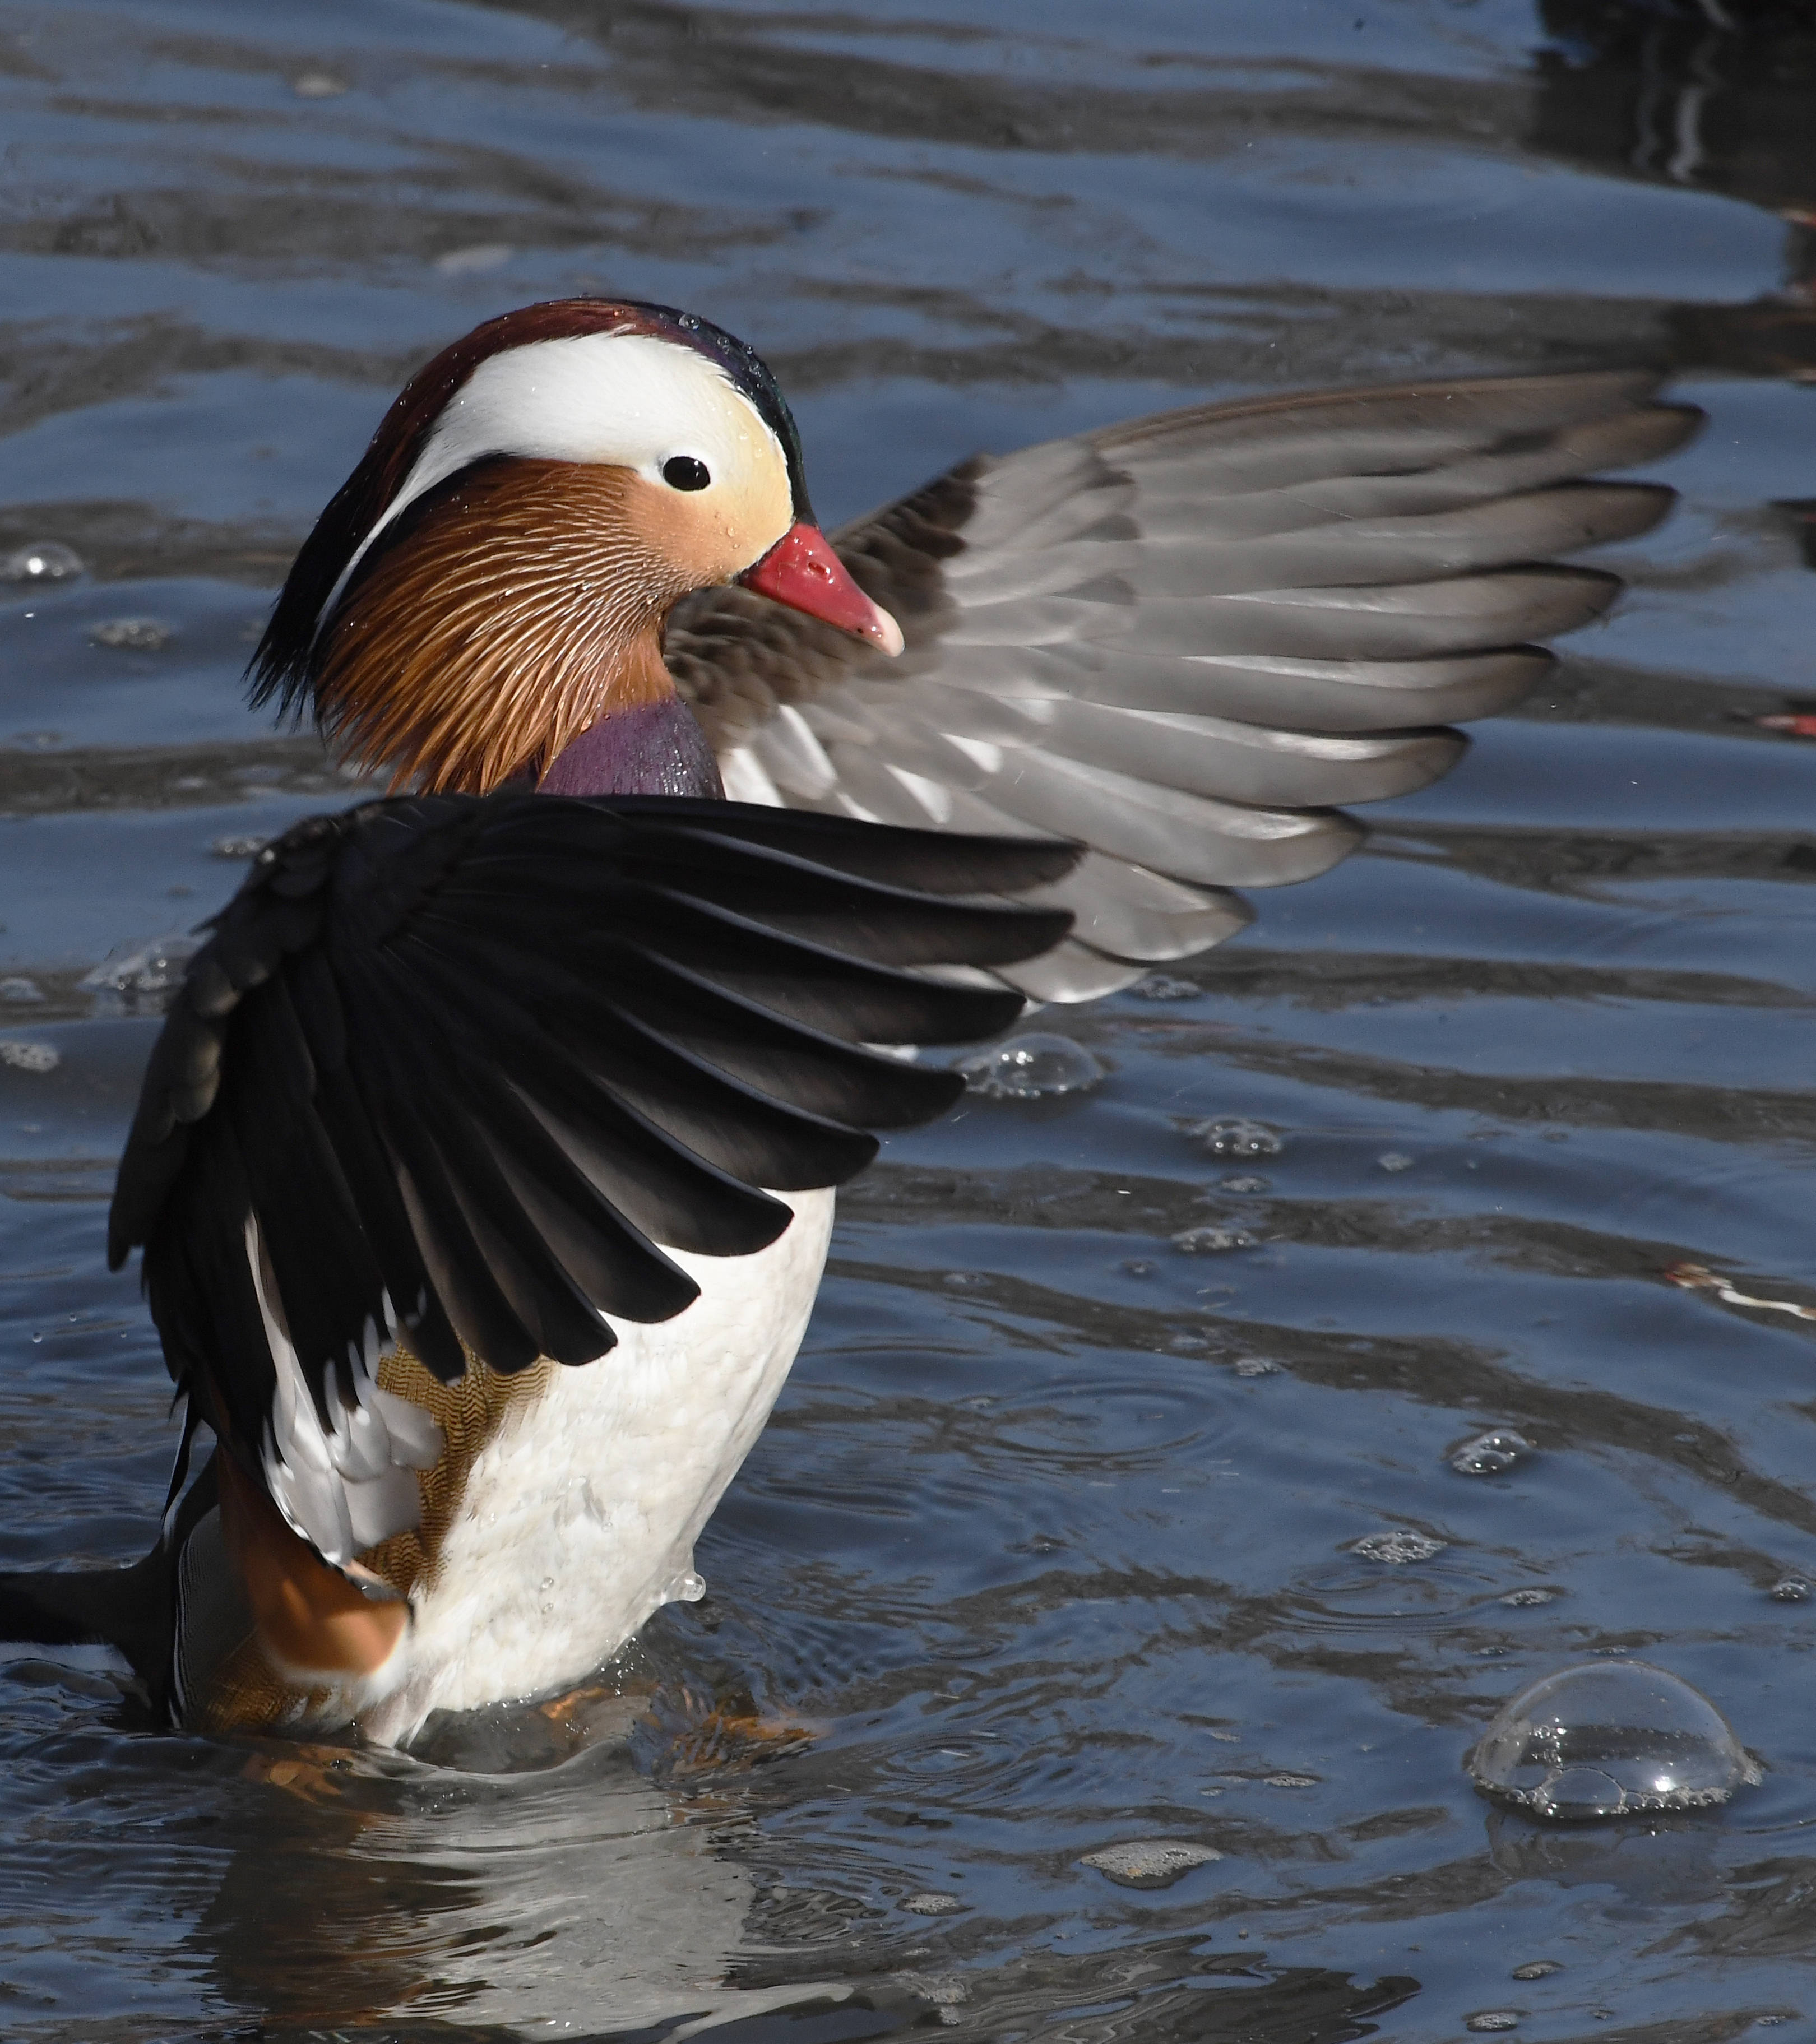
[[0, 540, 84, 583], [1451, 1429, 1535, 1476], [81, 935, 202, 1013], [1466, 1662, 1762, 1820], [1129, 974, 1199, 1001], [957, 1033, 1104, 1100]]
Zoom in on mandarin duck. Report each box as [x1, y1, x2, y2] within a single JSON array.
[[0, 300, 1697, 1744]]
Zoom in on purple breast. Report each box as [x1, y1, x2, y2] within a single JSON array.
[[536, 697, 725, 799]]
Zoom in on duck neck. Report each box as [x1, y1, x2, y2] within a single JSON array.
[[536, 634, 724, 798], [312, 459, 719, 797]]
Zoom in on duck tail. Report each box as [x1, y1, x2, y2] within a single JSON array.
[[0, 1549, 169, 1670]]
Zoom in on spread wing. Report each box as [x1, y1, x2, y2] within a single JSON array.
[[108, 795, 1077, 1566], [665, 370, 1701, 1001]]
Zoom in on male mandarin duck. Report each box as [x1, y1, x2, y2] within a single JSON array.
[[0, 299, 1697, 1744]]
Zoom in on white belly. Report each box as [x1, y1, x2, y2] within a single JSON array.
[[352, 1188, 833, 1746]]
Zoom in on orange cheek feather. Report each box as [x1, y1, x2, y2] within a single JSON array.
[[217, 1453, 408, 1677]]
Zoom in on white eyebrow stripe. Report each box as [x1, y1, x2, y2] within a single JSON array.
[[319, 331, 784, 628]]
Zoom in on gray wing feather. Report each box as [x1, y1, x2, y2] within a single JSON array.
[[669, 370, 1698, 995]]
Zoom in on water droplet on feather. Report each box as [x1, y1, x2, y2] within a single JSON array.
[[958, 1032, 1103, 1100], [1466, 1661, 1761, 1819]]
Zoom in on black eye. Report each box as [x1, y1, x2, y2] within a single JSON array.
[[661, 455, 711, 492]]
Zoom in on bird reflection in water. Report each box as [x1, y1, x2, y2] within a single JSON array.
[[192, 1674, 850, 2037], [1532, 0, 1816, 376]]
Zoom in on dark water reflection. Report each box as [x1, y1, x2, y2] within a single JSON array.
[[3, 0, 1816, 2036]]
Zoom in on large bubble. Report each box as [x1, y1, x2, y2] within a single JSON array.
[[957, 1032, 1104, 1100], [1466, 1661, 1761, 1820]]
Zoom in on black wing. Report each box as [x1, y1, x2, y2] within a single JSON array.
[[109, 794, 1076, 1565], [665, 369, 1701, 1000]]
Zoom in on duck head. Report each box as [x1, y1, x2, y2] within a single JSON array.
[[248, 299, 901, 796]]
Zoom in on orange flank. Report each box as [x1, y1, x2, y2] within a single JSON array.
[[216, 1453, 408, 1677]]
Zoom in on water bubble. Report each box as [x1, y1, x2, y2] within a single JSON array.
[[0, 977, 43, 1004], [1502, 1587, 1560, 1608], [211, 833, 272, 860], [1078, 1840, 1222, 1890], [1, 541, 83, 583], [1769, 1578, 1809, 1602], [1466, 1661, 1762, 1820], [1120, 1258, 1157, 1277], [1510, 1961, 1562, 1981], [1172, 1226, 1255, 1255], [1233, 1356, 1279, 1378], [1129, 973, 1198, 1002], [81, 935, 201, 1008], [1352, 1529, 1446, 1564], [902, 1892, 965, 1915], [1466, 2017, 1520, 2034], [1377, 1151, 1414, 1173], [1451, 1429, 1535, 1477], [90, 618, 170, 651], [1220, 1174, 1270, 1194], [957, 1032, 1103, 1100], [0, 1041, 58, 1074], [1196, 1118, 1281, 1158]]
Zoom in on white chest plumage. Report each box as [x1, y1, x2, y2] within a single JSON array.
[[341, 1188, 833, 1746]]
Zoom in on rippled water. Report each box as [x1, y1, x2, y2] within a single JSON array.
[[3, 1, 1816, 2037]]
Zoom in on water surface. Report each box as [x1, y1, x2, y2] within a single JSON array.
[[2, 2, 1815, 2037]]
